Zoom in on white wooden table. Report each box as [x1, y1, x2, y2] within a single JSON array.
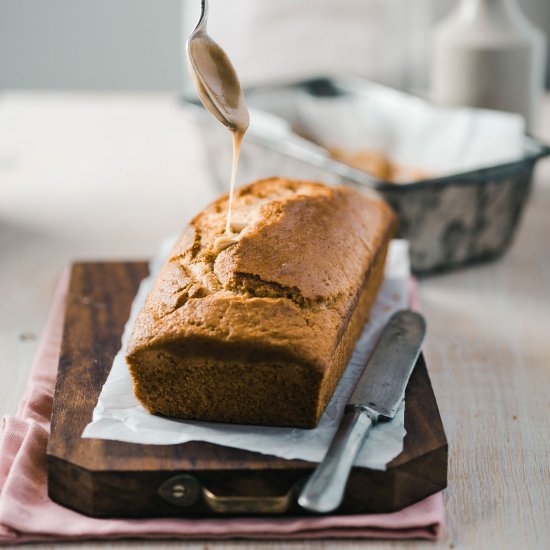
[[1, 93, 549, 549]]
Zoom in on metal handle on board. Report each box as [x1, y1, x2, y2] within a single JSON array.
[[158, 474, 297, 514]]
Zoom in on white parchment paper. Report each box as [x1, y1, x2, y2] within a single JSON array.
[[82, 240, 411, 471], [293, 83, 525, 177]]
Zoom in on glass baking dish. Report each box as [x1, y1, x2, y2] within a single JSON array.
[[182, 76, 550, 274]]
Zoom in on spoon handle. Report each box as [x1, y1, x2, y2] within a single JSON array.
[[201, 0, 209, 17], [196, 0, 209, 32]]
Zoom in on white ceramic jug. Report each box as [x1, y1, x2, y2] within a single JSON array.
[[430, 0, 546, 131]]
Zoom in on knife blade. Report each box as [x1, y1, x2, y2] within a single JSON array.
[[298, 309, 426, 513]]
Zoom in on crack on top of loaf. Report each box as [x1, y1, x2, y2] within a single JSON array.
[[160, 256, 344, 318], [189, 228, 203, 259], [228, 271, 343, 311], [230, 272, 306, 305]]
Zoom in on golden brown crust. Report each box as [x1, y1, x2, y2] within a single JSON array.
[[126, 177, 397, 427]]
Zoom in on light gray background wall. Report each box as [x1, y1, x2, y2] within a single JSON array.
[[0, 0, 183, 89], [0, 0, 548, 90]]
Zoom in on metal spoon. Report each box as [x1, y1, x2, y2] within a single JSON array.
[[186, 0, 250, 133]]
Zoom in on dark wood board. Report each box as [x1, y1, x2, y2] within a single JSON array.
[[47, 262, 447, 518]]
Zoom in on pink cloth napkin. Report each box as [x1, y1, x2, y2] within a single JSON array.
[[0, 270, 444, 544]]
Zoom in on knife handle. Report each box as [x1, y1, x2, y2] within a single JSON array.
[[298, 406, 375, 513]]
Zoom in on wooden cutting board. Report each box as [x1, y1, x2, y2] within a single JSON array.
[[47, 262, 447, 518]]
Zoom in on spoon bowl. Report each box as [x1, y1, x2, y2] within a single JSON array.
[[186, 0, 249, 132]]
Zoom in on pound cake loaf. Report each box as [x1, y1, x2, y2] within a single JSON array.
[[126, 178, 397, 428]]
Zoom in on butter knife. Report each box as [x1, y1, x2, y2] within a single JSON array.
[[298, 310, 426, 513]]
